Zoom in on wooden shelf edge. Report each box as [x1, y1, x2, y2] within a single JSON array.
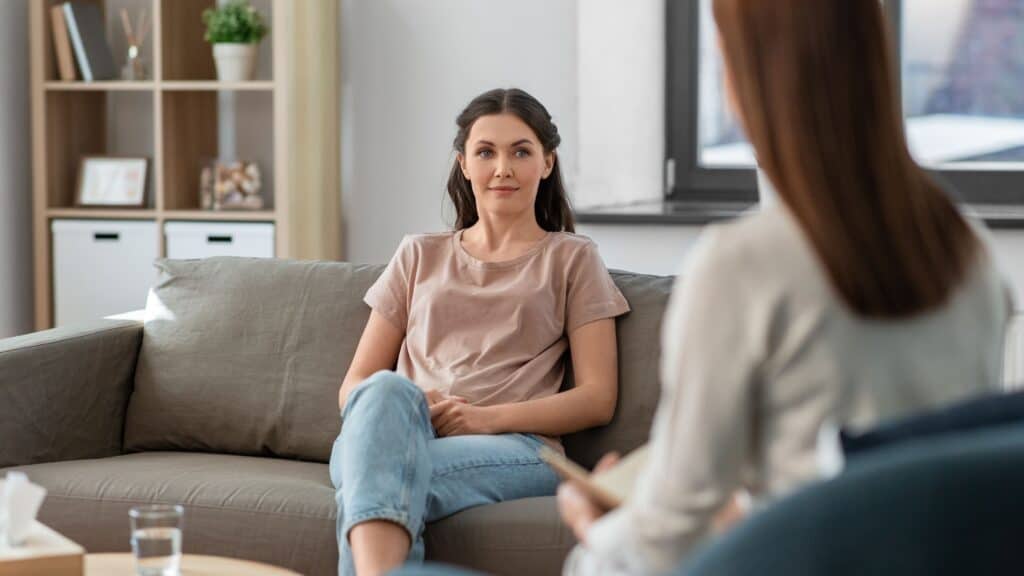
[[46, 208, 277, 222], [162, 210, 277, 221], [44, 81, 276, 92], [44, 81, 156, 91], [161, 81, 275, 91], [47, 208, 157, 219]]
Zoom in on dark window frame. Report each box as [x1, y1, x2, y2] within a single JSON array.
[[666, 0, 1024, 205]]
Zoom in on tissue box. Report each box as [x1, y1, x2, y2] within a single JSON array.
[[0, 521, 83, 576]]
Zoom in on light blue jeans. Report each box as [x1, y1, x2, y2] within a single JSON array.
[[329, 370, 559, 576]]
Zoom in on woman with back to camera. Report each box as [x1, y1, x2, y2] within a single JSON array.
[[557, 0, 1013, 573], [331, 88, 630, 576]]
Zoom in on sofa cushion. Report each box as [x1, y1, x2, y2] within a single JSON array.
[[426, 496, 576, 574], [4, 453, 576, 576], [563, 271, 676, 468], [124, 257, 385, 462], [124, 257, 674, 467], [6, 452, 337, 576]]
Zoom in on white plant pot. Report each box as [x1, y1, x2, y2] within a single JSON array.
[[213, 43, 258, 82]]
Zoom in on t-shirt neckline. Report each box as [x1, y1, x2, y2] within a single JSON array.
[[453, 229, 554, 269]]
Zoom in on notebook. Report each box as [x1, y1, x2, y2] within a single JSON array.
[[538, 444, 650, 510]]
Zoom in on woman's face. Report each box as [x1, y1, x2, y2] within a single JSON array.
[[458, 113, 554, 223]]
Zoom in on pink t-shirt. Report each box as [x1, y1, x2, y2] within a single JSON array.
[[365, 230, 630, 419]]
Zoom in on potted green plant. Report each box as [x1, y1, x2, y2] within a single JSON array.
[[202, 0, 268, 82]]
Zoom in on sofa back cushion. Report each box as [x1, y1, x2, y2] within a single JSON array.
[[124, 258, 385, 462], [124, 257, 675, 465], [563, 271, 675, 468]]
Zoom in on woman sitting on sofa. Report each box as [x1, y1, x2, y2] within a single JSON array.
[[331, 88, 630, 576], [557, 0, 1012, 573]]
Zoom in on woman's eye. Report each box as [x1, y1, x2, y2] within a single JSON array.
[[477, 149, 493, 159], [515, 149, 531, 158]]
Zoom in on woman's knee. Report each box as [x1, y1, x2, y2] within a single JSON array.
[[347, 370, 423, 411], [364, 370, 420, 396]]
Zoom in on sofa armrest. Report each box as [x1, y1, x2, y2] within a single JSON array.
[[0, 318, 143, 468]]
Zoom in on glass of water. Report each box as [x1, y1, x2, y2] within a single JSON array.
[[129, 504, 183, 576]]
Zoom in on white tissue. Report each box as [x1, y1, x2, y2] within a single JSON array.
[[0, 472, 48, 547]]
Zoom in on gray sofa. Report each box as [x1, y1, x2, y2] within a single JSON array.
[[0, 257, 673, 576]]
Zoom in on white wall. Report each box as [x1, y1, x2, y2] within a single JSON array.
[[0, 0, 33, 339], [577, 223, 701, 276], [340, 0, 578, 264], [339, 0, 671, 263], [576, 0, 664, 208]]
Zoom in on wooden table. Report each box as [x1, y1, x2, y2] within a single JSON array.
[[84, 553, 301, 576]]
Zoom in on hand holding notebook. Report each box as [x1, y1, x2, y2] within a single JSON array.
[[539, 444, 649, 510]]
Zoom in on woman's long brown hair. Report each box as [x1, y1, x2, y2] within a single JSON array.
[[713, 0, 977, 318]]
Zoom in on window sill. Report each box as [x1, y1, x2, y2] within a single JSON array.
[[575, 200, 755, 225], [576, 201, 1024, 229]]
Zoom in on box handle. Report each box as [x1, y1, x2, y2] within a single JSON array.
[[207, 235, 233, 244], [93, 232, 120, 242]]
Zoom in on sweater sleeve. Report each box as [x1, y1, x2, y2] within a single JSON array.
[[572, 226, 761, 575]]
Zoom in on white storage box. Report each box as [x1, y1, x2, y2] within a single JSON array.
[[51, 219, 159, 327], [165, 221, 275, 260]]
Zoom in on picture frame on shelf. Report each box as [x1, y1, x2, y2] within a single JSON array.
[[75, 156, 148, 207]]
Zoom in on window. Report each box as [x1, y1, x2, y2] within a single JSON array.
[[667, 0, 1024, 205], [696, 0, 751, 170]]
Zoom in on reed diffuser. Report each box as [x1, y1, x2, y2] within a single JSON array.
[[120, 8, 150, 81]]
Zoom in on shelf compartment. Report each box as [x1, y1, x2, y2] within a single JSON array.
[[161, 0, 273, 82], [43, 0, 156, 83], [45, 90, 156, 209], [160, 0, 215, 81], [161, 90, 274, 211]]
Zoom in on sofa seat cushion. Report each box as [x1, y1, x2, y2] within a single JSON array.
[[7, 452, 337, 576], [5, 452, 576, 576], [426, 496, 576, 575]]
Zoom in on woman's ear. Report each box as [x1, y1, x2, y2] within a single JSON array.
[[542, 152, 556, 180], [457, 153, 469, 179]]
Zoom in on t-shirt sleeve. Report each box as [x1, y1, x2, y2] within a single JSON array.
[[364, 236, 416, 332], [565, 241, 631, 333]]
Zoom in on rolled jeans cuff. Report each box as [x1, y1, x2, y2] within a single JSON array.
[[343, 507, 418, 546]]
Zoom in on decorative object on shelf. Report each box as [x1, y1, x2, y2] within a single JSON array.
[[200, 159, 264, 210], [48, 5, 77, 81], [202, 0, 269, 82], [75, 156, 148, 207], [119, 7, 150, 81], [61, 2, 116, 82]]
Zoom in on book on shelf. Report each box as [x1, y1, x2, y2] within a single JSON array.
[[48, 6, 77, 81], [61, 2, 116, 82]]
